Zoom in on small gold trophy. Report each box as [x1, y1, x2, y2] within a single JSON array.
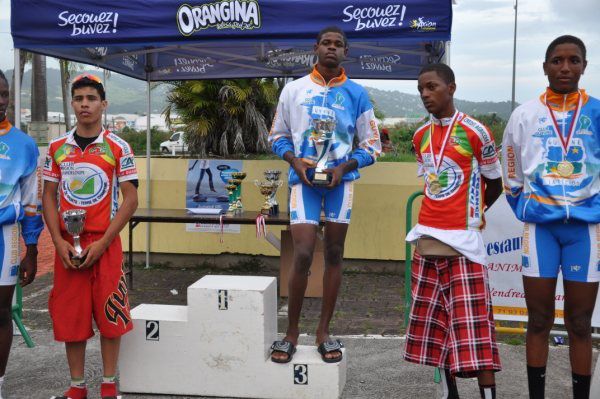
[[227, 172, 246, 213], [255, 181, 276, 215]]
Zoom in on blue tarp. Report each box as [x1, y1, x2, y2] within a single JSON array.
[[11, 0, 452, 81]]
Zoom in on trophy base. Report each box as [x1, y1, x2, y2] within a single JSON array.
[[312, 171, 332, 186], [70, 254, 86, 268], [261, 207, 271, 215]]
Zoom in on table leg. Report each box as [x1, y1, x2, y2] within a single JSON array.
[[127, 221, 139, 290]]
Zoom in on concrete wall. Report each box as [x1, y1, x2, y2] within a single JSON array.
[[122, 158, 423, 261]]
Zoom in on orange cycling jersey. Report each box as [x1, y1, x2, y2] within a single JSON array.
[[43, 130, 138, 234], [413, 112, 501, 231]]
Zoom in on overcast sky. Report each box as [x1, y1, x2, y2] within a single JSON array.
[[1, 0, 598, 103]]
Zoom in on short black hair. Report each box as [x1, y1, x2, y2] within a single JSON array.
[[71, 76, 106, 101], [317, 26, 348, 48], [545, 35, 586, 62], [419, 63, 455, 84], [0, 70, 8, 87]]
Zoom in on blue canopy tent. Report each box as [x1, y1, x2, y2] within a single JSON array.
[[11, 0, 453, 265], [12, 0, 452, 81]]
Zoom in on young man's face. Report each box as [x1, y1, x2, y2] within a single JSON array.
[[0, 79, 9, 121], [417, 71, 456, 117], [543, 43, 587, 94], [71, 86, 107, 125], [314, 32, 347, 69]]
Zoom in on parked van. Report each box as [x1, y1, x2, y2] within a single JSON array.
[[160, 131, 188, 154]]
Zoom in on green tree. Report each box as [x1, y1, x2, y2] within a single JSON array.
[[164, 78, 278, 157]]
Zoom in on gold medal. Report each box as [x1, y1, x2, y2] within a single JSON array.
[[429, 178, 442, 195], [557, 161, 574, 177]]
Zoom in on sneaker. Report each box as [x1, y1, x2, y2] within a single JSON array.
[[100, 382, 122, 399], [50, 386, 87, 399]]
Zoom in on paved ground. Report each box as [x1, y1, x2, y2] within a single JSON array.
[[8, 229, 600, 398], [6, 331, 596, 398]]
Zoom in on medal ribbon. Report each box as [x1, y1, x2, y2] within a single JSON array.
[[255, 214, 267, 238], [545, 91, 582, 157], [429, 110, 460, 175]]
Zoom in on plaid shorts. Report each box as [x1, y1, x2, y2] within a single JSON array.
[[403, 253, 501, 377]]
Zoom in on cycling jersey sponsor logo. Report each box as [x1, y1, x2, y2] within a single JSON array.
[[425, 157, 464, 201], [57, 10, 120, 37], [331, 93, 346, 111], [481, 143, 498, 165], [576, 114, 593, 136], [43, 155, 53, 171], [505, 146, 517, 179], [120, 156, 135, 172], [88, 145, 106, 156], [342, 5, 407, 31], [0, 142, 10, 160], [469, 167, 481, 220], [410, 17, 437, 32], [108, 134, 132, 155], [60, 162, 109, 207], [533, 125, 553, 138], [177, 1, 261, 36]]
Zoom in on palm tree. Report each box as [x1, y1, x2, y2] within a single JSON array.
[[6, 50, 32, 125], [164, 78, 278, 157], [31, 54, 47, 123]]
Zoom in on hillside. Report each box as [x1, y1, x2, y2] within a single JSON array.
[[5, 68, 515, 119]]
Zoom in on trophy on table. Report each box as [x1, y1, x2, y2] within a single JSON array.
[[255, 181, 277, 215], [62, 209, 87, 267], [228, 172, 247, 213], [225, 184, 238, 213], [310, 115, 336, 186], [263, 170, 283, 214]]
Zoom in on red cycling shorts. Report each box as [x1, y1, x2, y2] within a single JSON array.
[[49, 233, 133, 342]]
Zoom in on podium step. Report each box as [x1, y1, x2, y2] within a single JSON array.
[[119, 275, 347, 398]]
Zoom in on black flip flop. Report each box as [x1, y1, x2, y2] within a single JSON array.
[[270, 340, 296, 363], [317, 339, 344, 363]]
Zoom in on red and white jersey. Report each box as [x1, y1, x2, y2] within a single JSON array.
[[43, 129, 137, 234], [414, 112, 501, 231], [406, 112, 502, 265]]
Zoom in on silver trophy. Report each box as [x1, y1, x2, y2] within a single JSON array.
[[264, 170, 283, 214], [311, 116, 336, 186], [62, 209, 87, 267]]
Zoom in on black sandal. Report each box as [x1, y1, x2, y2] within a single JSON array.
[[317, 339, 344, 363], [270, 340, 296, 363]]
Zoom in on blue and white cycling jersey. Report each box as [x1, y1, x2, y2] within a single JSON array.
[[502, 88, 599, 224], [269, 67, 381, 185], [0, 119, 43, 283]]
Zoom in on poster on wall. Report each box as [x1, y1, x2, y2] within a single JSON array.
[[483, 197, 600, 327], [185, 159, 241, 234]]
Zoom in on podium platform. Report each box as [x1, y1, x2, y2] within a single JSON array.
[[119, 275, 347, 398]]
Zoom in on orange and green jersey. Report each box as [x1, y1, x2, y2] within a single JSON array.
[[413, 112, 502, 231], [43, 129, 138, 234]]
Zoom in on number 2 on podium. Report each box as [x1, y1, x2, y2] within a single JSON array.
[[218, 289, 228, 310]]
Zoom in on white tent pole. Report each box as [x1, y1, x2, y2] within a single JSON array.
[[14, 49, 21, 130], [145, 78, 151, 268]]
